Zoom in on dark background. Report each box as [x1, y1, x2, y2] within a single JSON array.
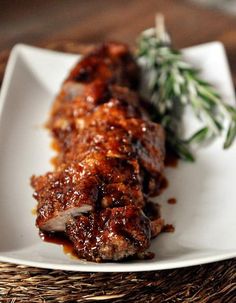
[[1, 0, 236, 83], [0, 1, 236, 48]]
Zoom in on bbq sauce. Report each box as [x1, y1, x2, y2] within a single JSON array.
[[39, 231, 78, 258], [165, 149, 179, 168], [167, 198, 177, 204], [159, 176, 168, 191]]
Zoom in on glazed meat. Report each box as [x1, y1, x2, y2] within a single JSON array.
[[47, 42, 140, 151], [31, 165, 99, 231], [32, 154, 144, 231], [66, 206, 151, 262], [31, 42, 166, 261]]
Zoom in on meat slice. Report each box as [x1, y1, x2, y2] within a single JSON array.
[[65, 206, 151, 262], [66, 100, 165, 176], [31, 164, 99, 231], [32, 105, 165, 232], [48, 42, 140, 151], [49, 93, 144, 154], [32, 154, 144, 231], [58, 99, 165, 180], [60, 120, 136, 165]]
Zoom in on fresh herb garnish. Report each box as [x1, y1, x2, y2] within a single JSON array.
[[137, 14, 236, 161]]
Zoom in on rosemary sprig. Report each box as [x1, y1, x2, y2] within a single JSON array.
[[137, 14, 236, 161]]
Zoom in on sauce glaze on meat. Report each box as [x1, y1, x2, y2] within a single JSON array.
[[31, 42, 166, 262]]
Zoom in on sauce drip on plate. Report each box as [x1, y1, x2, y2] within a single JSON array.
[[39, 231, 77, 258], [165, 149, 178, 168], [167, 198, 177, 204]]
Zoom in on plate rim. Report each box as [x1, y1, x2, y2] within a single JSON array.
[[0, 251, 235, 272]]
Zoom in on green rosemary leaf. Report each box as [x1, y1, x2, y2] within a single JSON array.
[[175, 142, 195, 162], [225, 105, 236, 120], [224, 121, 236, 149], [187, 127, 209, 144]]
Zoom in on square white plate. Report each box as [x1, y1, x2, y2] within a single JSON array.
[[0, 42, 235, 272]]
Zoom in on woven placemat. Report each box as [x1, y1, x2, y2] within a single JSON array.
[[0, 41, 235, 303], [0, 260, 235, 303]]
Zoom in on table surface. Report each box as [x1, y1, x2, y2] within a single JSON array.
[[0, 1, 236, 302]]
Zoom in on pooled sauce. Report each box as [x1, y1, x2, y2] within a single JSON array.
[[159, 176, 168, 192], [167, 198, 177, 205], [165, 149, 179, 168], [39, 231, 69, 245], [39, 231, 78, 258]]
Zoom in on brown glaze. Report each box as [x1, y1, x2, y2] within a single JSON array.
[[167, 198, 177, 204], [31, 167, 100, 231], [39, 231, 78, 258], [66, 206, 151, 262], [159, 176, 169, 192], [39, 231, 71, 246], [165, 149, 179, 168]]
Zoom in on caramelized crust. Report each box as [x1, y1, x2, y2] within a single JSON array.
[[31, 165, 99, 231], [66, 206, 151, 262], [66, 42, 139, 88]]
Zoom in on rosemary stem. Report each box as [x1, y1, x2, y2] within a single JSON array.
[[137, 15, 236, 160]]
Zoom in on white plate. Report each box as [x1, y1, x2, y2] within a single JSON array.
[[0, 42, 235, 272]]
